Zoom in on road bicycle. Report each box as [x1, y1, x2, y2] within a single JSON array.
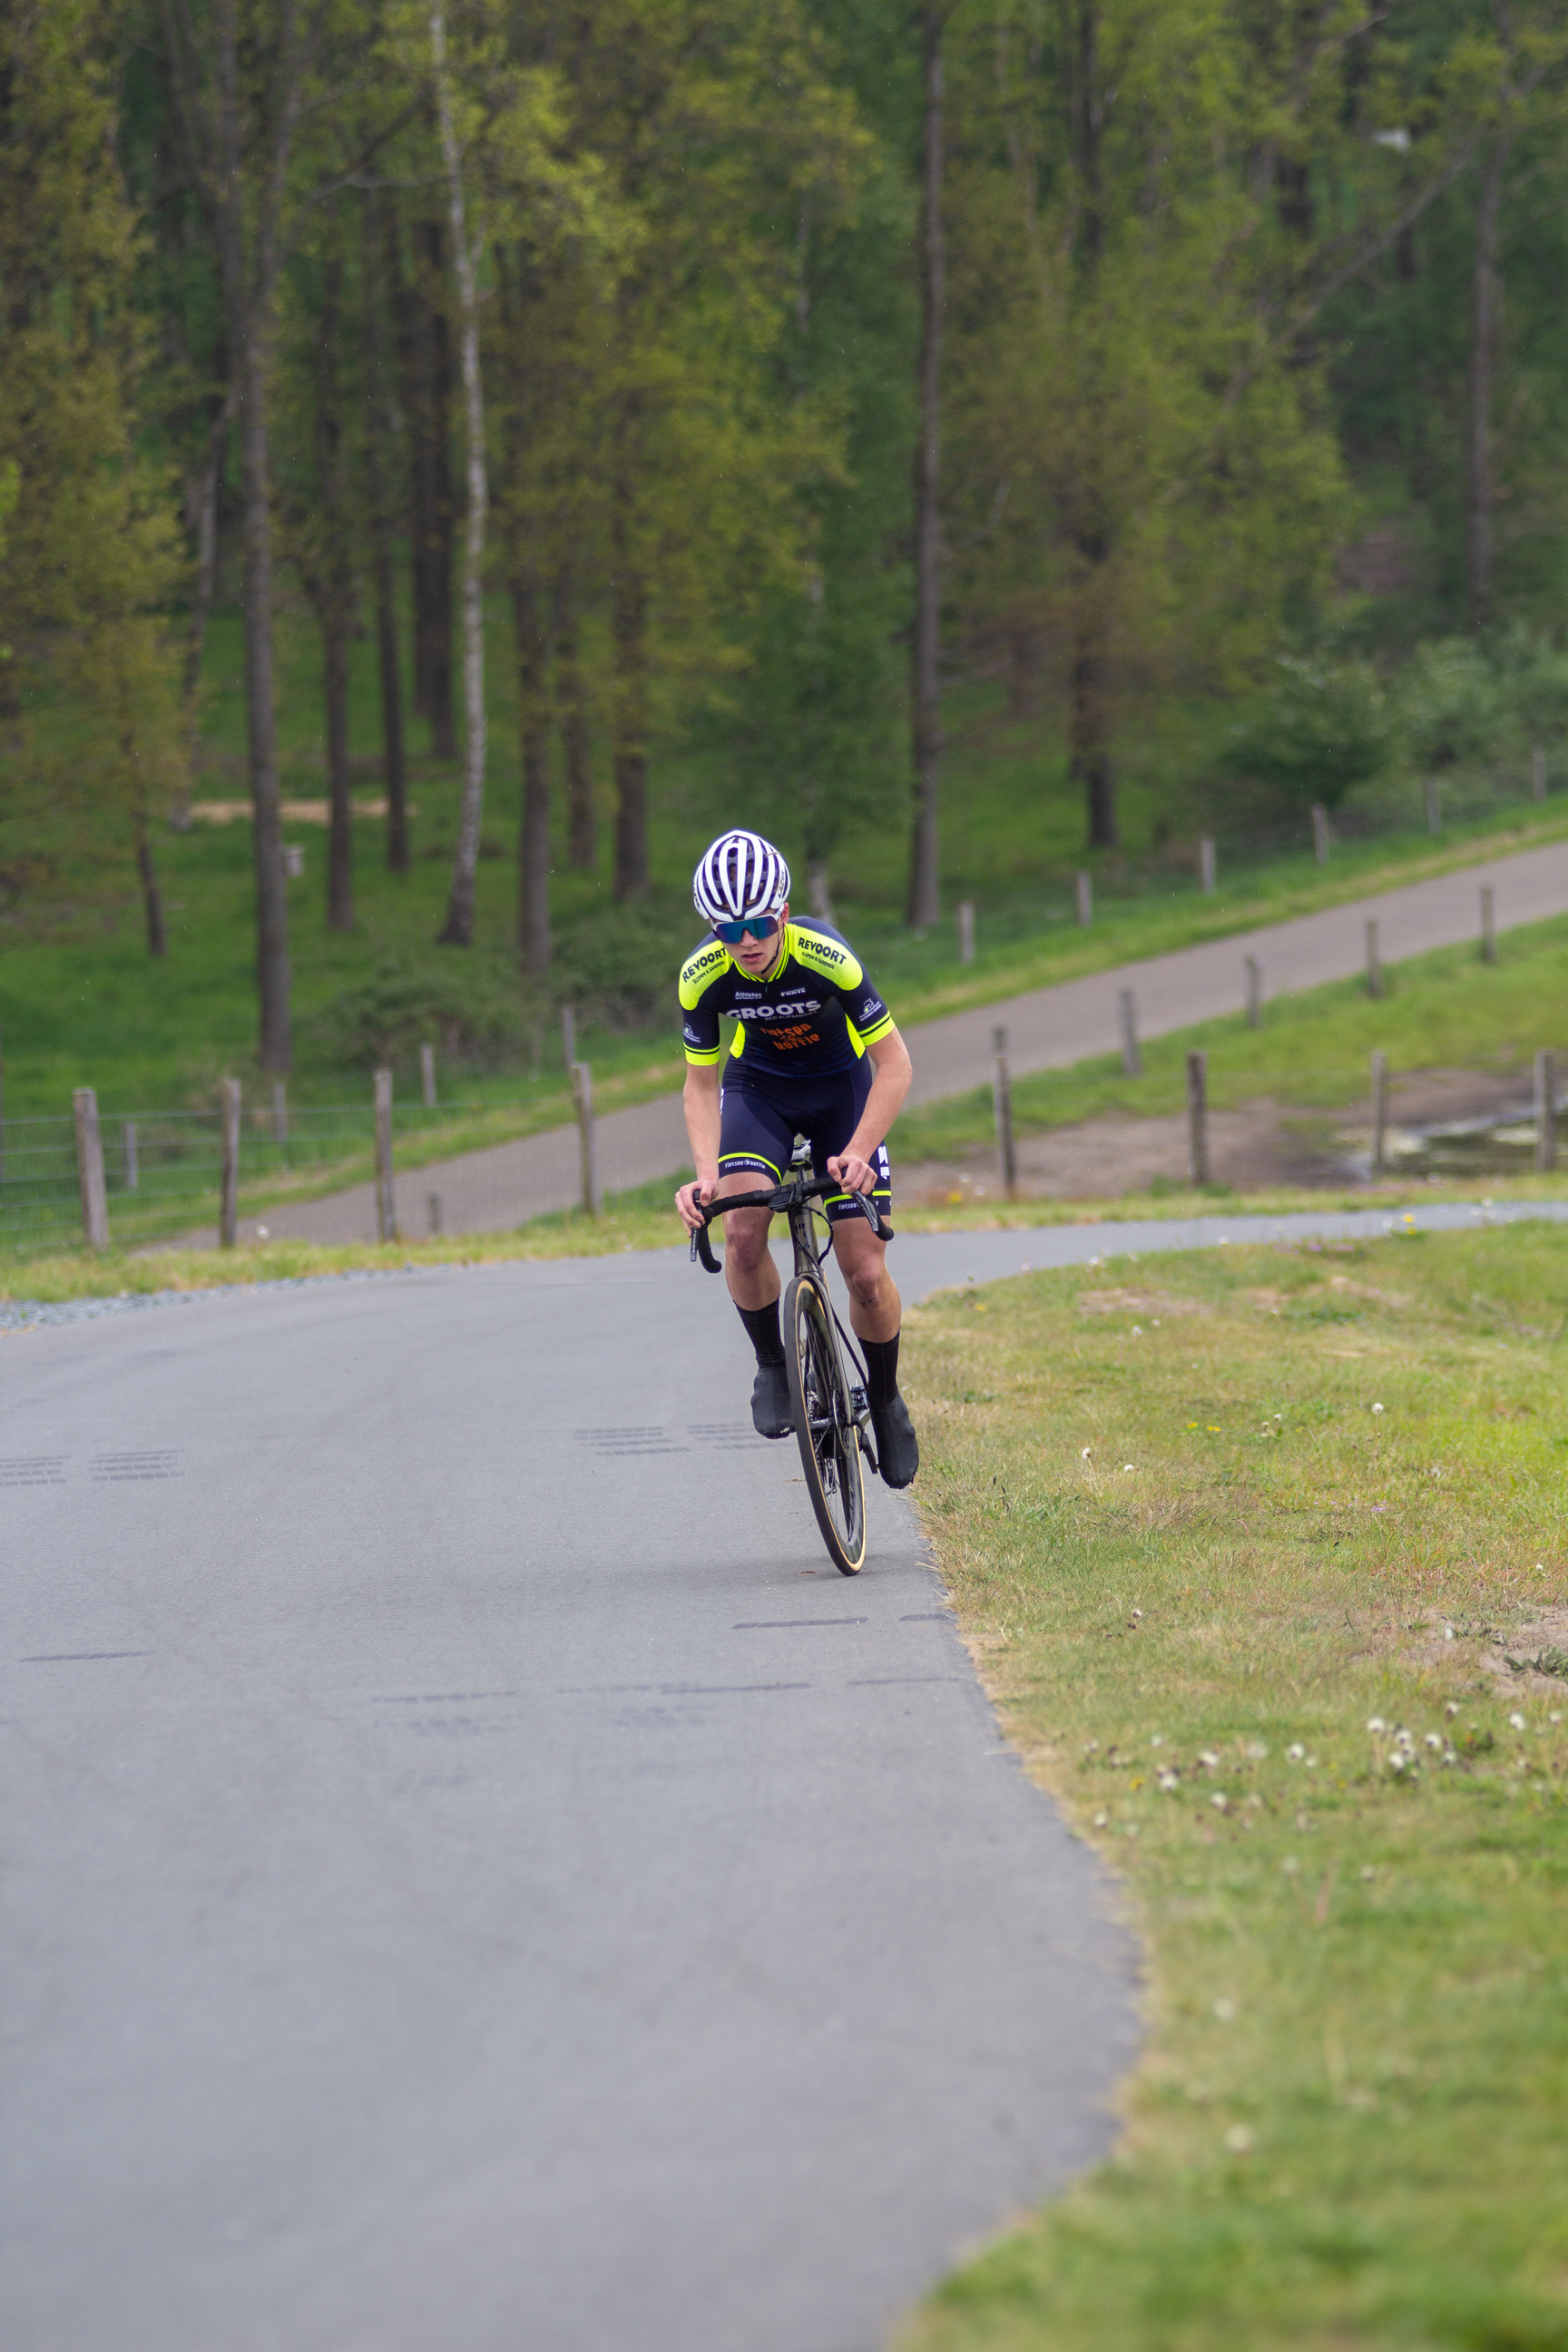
[[690, 1144, 884, 1576]]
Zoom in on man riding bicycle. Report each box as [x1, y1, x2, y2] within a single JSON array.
[[673, 829, 920, 1489]]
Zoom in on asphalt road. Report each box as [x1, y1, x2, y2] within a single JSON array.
[[3, 1231, 1138, 2352]]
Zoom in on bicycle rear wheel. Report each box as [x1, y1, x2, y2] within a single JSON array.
[[783, 1273, 867, 1575]]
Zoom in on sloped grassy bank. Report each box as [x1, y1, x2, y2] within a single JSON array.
[[897, 1221, 1568, 2352]]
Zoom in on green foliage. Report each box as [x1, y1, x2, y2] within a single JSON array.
[[1396, 638, 1506, 772], [0, 0, 186, 903], [309, 947, 539, 1071], [1219, 655, 1395, 812]]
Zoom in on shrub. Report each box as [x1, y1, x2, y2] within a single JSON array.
[[1395, 637, 1504, 772], [1218, 654, 1395, 811], [310, 950, 535, 1072]]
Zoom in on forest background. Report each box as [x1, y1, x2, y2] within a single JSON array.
[[4, 0, 1568, 1111]]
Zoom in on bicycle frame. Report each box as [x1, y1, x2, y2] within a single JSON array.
[[687, 1157, 883, 1468]]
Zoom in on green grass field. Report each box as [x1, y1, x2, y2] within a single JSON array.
[[3, 589, 1564, 1120], [896, 1220, 1568, 2352]]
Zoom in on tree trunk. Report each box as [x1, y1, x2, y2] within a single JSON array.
[[1467, 135, 1509, 632], [134, 810, 168, 958], [611, 486, 650, 903], [175, 380, 230, 828], [1069, 599, 1117, 849], [313, 243, 355, 934], [1065, 0, 1117, 851], [906, 1, 944, 931], [232, 290, 291, 1066], [513, 572, 552, 975], [554, 561, 596, 870], [365, 190, 408, 873], [432, 0, 489, 950], [411, 213, 457, 759]]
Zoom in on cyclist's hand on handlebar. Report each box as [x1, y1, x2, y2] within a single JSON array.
[[827, 1151, 877, 1198], [675, 1176, 718, 1233]]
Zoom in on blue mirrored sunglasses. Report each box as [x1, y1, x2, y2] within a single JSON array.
[[713, 914, 779, 944]]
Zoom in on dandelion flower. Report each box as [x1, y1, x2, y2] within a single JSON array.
[[1306, 1755, 1318, 1768], [1509, 1711, 1525, 1731], [1367, 1717, 1386, 1733], [1372, 1402, 1385, 1415], [1123, 1463, 1135, 1472], [1425, 1732, 1442, 1750], [1092, 1810, 1109, 1828], [1211, 1791, 1230, 1812], [1132, 1325, 1143, 1337], [1199, 1749, 1220, 1769], [1224, 2125, 1253, 2155], [1158, 1769, 1180, 1792], [1287, 1743, 1305, 1762], [1390, 1753, 1406, 1772], [1082, 1446, 1093, 1459]]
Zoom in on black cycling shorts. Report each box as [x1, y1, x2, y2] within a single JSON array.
[[717, 1060, 893, 1230]]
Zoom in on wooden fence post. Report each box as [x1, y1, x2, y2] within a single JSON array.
[[1245, 955, 1262, 1030], [219, 1077, 240, 1248], [572, 1059, 601, 1216], [1200, 835, 1217, 895], [1075, 869, 1093, 926], [957, 899, 975, 965], [420, 1043, 436, 1108], [1119, 988, 1142, 1077], [374, 1068, 397, 1242], [992, 1024, 1016, 1199], [73, 1087, 109, 1249], [1186, 1051, 1210, 1187], [1480, 886, 1496, 965], [1535, 1050, 1556, 1172], [1312, 803, 1330, 866], [1426, 779, 1440, 836], [272, 1081, 288, 1147], [427, 1191, 444, 1237], [1365, 918, 1383, 998], [1370, 1050, 1388, 1177], [561, 1004, 577, 1071], [122, 1120, 139, 1193]]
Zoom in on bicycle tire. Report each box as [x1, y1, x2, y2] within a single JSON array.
[[783, 1273, 867, 1576]]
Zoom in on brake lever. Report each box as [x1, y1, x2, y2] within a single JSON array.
[[855, 1191, 885, 1239], [693, 1222, 721, 1274]]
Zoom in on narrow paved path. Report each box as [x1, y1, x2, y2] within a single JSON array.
[[183, 837, 1568, 1247], [2, 1232, 1137, 2352]]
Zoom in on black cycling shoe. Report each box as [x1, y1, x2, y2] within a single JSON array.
[[751, 1360, 793, 1439], [869, 1391, 919, 1488]]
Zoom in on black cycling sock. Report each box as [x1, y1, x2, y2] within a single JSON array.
[[737, 1299, 786, 1368], [861, 1332, 900, 1408]]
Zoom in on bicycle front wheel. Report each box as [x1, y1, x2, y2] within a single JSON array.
[[783, 1273, 867, 1576]]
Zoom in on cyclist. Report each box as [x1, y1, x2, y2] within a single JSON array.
[[673, 829, 919, 1488]]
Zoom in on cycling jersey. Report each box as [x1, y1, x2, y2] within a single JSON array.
[[678, 917, 895, 1083]]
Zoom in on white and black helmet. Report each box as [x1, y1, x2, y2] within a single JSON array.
[[691, 829, 790, 925]]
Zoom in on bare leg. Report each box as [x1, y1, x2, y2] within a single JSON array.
[[829, 1220, 901, 1344], [716, 1173, 779, 1314]]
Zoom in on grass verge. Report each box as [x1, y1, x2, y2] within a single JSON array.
[[895, 1220, 1568, 2352]]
